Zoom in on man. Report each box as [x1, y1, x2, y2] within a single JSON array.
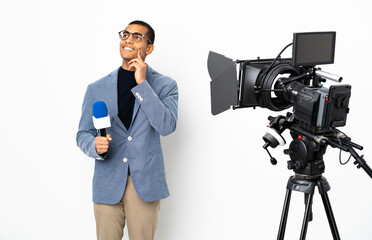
[[76, 20, 178, 240]]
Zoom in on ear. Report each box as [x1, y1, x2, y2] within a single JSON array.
[[146, 44, 155, 56]]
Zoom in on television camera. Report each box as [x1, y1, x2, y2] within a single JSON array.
[[207, 32, 372, 240]]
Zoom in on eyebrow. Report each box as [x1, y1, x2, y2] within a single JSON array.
[[124, 30, 146, 36]]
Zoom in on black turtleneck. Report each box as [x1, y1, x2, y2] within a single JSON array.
[[118, 67, 138, 130]]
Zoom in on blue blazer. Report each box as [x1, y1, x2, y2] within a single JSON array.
[[76, 66, 178, 204]]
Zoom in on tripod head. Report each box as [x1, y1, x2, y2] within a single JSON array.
[[263, 113, 372, 179]]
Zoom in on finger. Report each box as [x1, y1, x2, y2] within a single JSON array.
[[128, 58, 146, 66], [96, 137, 105, 144], [96, 136, 108, 141], [106, 134, 112, 141], [128, 61, 139, 70], [97, 148, 108, 154], [138, 49, 141, 59], [96, 145, 108, 154], [97, 139, 109, 144], [99, 143, 108, 148], [99, 145, 109, 150], [137, 49, 145, 63], [96, 139, 109, 145], [128, 61, 136, 67], [128, 62, 142, 71], [128, 63, 137, 72], [97, 146, 107, 152]]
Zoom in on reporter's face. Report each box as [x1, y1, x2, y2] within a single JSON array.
[[119, 24, 151, 61]]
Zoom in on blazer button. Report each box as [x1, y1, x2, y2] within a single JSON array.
[[123, 158, 128, 163], [127, 136, 132, 141]]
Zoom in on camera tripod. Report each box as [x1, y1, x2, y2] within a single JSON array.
[[277, 174, 340, 240], [262, 114, 372, 240]]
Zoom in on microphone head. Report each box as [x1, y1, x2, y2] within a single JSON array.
[[92, 101, 111, 130], [93, 101, 108, 119]]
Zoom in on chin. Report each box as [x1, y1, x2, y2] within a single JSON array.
[[120, 53, 135, 61]]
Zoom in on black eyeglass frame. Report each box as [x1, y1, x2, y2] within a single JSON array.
[[118, 30, 152, 44]]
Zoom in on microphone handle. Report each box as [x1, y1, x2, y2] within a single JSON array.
[[100, 128, 106, 137]]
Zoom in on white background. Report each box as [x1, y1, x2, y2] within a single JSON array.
[[1, 0, 372, 239]]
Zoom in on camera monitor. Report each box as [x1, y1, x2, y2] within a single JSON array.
[[292, 32, 336, 67]]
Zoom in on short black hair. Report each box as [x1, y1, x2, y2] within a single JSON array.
[[129, 20, 155, 44]]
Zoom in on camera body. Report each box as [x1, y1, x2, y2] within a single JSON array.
[[238, 58, 351, 133], [209, 31, 351, 134], [286, 81, 351, 133]]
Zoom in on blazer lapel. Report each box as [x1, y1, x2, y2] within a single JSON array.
[[131, 100, 140, 123], [107, 67, 128, 132]]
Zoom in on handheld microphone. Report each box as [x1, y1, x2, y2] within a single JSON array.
[[92, 101, 111, 137]]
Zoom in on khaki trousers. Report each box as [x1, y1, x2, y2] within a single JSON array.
[[93, 176, 160, 240]]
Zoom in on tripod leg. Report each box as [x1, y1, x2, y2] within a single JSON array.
[[321, 193, 341, 240], [304, 194, 313, 222], [299, 193, 314, 240], [277, 189, 292, 240]]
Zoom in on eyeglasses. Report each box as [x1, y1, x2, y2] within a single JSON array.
[[118, 30, 152, 44]]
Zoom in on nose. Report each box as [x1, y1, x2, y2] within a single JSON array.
[[124, 36, 134, 44]]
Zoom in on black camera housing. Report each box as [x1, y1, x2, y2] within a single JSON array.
[[208, 31, 351, 134]]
